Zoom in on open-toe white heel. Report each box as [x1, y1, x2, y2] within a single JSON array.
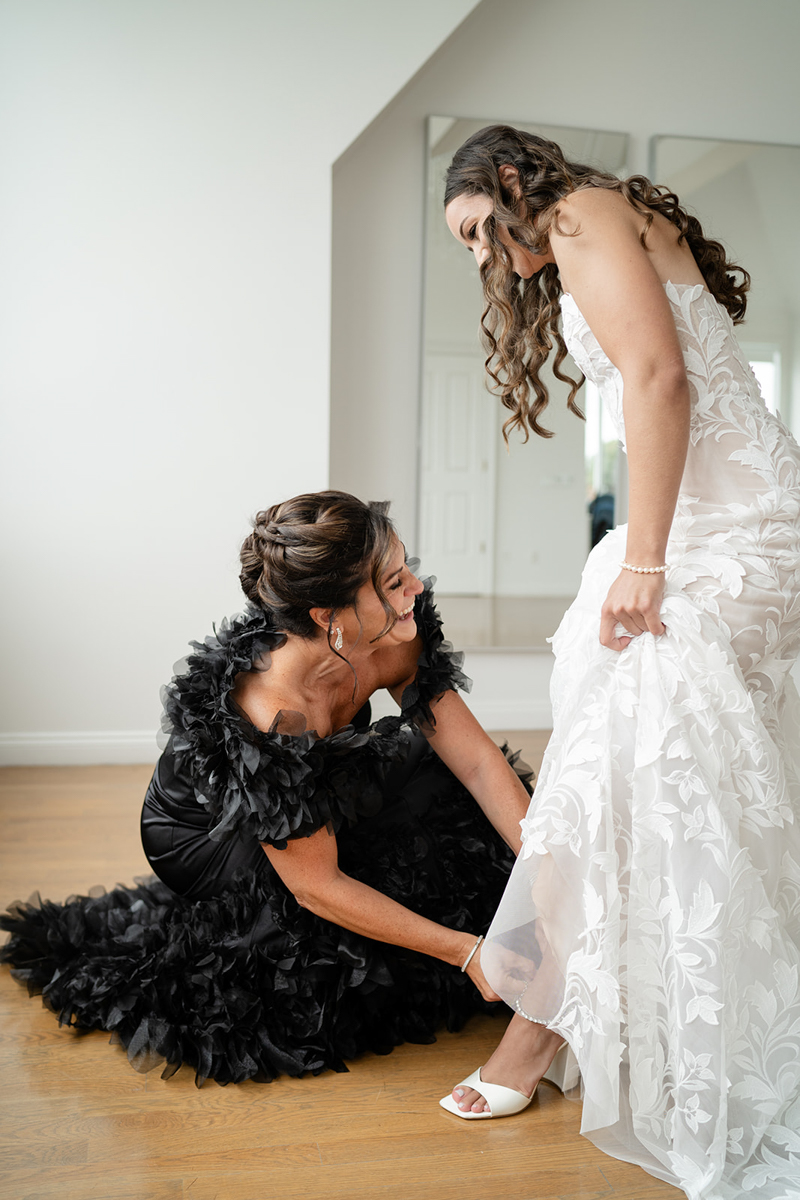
[[439, 1067, 536, 1120]]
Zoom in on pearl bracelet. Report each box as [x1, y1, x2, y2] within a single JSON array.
[[461, 935, 484, 972], [620, 561, 668, 575]]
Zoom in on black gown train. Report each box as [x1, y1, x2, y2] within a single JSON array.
[[1, 587, 531, 1086]]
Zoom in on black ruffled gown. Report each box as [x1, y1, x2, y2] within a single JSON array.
[[1, 587, 531, 1086]]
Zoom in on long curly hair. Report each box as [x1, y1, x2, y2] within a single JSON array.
[[444, 124, 751, 440], [239, 491, 398, 657]]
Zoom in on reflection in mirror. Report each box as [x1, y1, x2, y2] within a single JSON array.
[[419, 119, 629, 647], [652, 137, 800, 425]]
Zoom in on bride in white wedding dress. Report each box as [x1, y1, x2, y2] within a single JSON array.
[[441, 125, 800, 1200]]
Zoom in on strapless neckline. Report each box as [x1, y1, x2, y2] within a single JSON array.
[[557, 278, 747, 453], [560, 279, 713, 313]]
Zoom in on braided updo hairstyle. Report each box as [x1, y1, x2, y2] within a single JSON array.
[[239, 491, 398, 650]]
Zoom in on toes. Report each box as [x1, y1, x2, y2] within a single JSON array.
[[453, 1086, 489, 1113]]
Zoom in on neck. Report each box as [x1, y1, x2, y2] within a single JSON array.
[[271, 634, 351, 694]]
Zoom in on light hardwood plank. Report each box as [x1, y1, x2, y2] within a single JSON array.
[[0, 753, 682, 1200]]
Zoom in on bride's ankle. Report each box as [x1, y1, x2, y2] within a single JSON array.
[[502, 1014, 563, 1052], [481, 1020, 564, 1091]]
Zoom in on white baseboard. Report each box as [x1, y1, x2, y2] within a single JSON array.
[[0, 731, 160, 767]]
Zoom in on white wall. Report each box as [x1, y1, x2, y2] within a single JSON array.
[[0, 0, 481, 764], [330, 0, 800, 726], [5, 0, 800, 758]]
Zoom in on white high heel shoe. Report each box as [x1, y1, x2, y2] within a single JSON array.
[[439, 1066, 535, 1120], [438, 1042, 573, 1121]]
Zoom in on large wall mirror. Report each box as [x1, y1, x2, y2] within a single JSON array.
[[419, 118, 629, 648]]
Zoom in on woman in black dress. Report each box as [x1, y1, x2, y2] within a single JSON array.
[[2, 490, 532, 1086]]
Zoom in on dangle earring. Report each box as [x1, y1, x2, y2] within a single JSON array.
[[334, 627, 343, 651]]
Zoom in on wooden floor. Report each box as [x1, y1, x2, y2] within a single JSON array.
[[0, 735, 682, 1200]]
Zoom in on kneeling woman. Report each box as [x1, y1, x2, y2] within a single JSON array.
[[2, 491, 532, 1085]]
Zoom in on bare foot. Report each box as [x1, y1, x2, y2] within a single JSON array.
[[451, 1015, 565, 1114]]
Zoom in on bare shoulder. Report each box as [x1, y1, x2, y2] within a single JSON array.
[[551, 187, 641, 240], [547, 188, 688, 369], [548, 188, 652, 295], [230, 670, 291, 734]]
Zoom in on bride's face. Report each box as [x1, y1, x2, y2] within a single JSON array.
[[445, 190, 554, 279], [341, 540, 423, 650]]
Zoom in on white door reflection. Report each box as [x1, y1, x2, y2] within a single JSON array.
[[419, 353, 497, 594]]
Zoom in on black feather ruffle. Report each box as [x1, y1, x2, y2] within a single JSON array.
[[399, 573, 471, 733], [160, 584, 469, 848], [1, 745, 532, 1087]]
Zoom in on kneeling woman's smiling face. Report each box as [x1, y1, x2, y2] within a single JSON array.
[[339, 539, 423, 652]]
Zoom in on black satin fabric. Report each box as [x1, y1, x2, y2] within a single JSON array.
[[140, 703, 430, 902], [141, 740, 271, 900]]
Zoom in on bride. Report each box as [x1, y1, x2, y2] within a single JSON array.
[[440, 124, 800, 1200]]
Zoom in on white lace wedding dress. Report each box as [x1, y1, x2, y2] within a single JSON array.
[[482, 283, 800, 1199]]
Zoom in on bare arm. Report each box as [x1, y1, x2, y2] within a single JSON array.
[[292, 609, 529, 995], [389, 686, 531, 855], [262, 826, 501, 1000], [550, 189, 691, 650]]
